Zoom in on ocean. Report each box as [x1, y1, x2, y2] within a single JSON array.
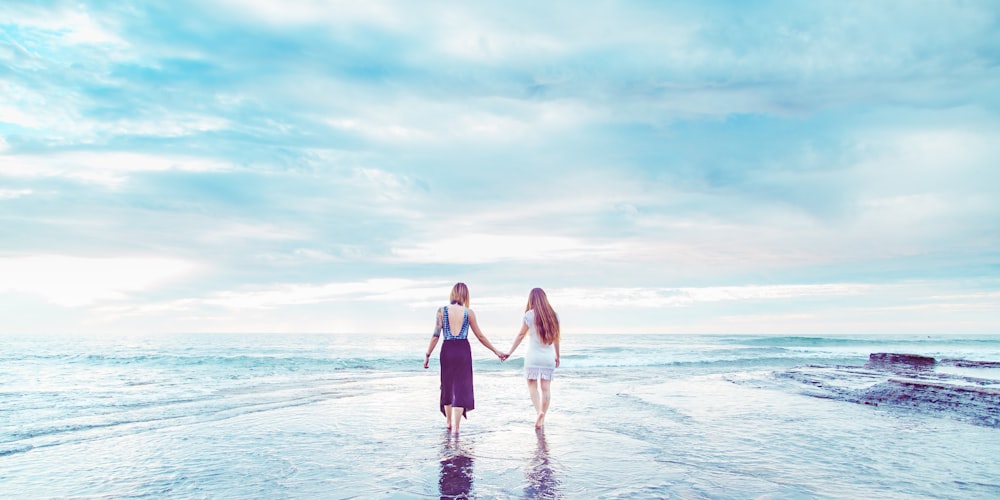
[[2, 333, 999, 499]]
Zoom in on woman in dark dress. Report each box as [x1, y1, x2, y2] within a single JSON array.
[[424, 283, 505, 435]]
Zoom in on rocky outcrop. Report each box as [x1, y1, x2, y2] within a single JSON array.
[[858, 379, 1000, 427], [940, 359, 1000, 369], [865, 353, 935, 371], [775, 353, 1000, 428]]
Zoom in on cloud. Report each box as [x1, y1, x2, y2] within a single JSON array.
[[0, 188, 33, 200], [550, 283, 873, 309], [86, 278, 875, 318], [95, 278, 449, 317], [0, 151, 232, 188], [207, 0, 403, 28], [391, 233, 625, 264], [0, 255, 198, 307], [1, 0, 998, 334], [1, 3, 125, 46], [201, 278, 439, 309]]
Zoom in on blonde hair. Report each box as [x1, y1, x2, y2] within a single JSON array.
[[526, 287, 559, 345], [450, 282, 470, 307]]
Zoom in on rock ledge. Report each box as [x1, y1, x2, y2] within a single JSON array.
[[775, 353, 1000, 427]]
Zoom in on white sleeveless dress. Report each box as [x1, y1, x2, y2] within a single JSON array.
[[523, 310, 556, 380]]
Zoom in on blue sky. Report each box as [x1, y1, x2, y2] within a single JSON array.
[[1, 0, 998, 335]]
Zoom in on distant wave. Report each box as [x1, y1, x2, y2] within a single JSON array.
[[3, 353, 425, 373], [487, 351, 867, 373], [5, 334, 997, 379], [733, 335, 1000, 348], [0, 444, 33, 457], [554, 355, 867, 372]]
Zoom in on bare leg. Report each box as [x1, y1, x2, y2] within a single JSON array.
[[536, 378, 552, 429], [539, 379, 552, 415], [527, 379, 541, 414], [444, 404, 452, 429], [451, 407, 464, 435]]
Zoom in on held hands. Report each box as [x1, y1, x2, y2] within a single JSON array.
[[427, 351, 508, 365]]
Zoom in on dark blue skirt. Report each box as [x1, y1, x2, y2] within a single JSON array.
[[440, 338, 474, 417]]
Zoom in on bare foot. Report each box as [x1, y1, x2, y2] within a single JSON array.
[[535, 412, 546, 429]]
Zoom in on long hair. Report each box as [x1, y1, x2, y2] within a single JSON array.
[[525, 288, 559, 345], [450, 282, 470, 307]]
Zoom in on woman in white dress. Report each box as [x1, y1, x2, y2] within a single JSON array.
[[505, 288, 561, 428]]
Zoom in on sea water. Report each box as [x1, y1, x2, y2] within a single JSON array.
[[2, 333, 999, 498]]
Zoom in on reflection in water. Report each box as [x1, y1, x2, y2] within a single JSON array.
[[439, 438, 474, 499], [525, 428, 560, 499]]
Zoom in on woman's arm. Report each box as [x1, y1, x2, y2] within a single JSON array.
[[507, 322, 529, 357], [423, 308, 443, 369], [468, 310, 504, 359], [554, 337, 560, 368]]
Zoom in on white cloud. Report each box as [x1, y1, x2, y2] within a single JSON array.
[[202, 222, 307, 243], [0, 151, 232, 187], [97, 278, 449, 315], [0, 255, 198, 307], [89, 280, 875, 322], [391, 233, 624, 264], [929, 291, 1000, 301], [326, 117, 431, 143], [103, 115, 231, 138], [434, 18, 567, 62], [2, 78, 226, 142], [209, 0, 403, 28], [0, 188, 33, 200], [0, 104, 42, 128], [5, 6, 125, 46], [854, 128, 997, 196], [350, 167, 411, 201], [201, 279, 416, 309], [550, 284, 873, 309], [325, 97, 594, 145], [255, 248, 341, 264]]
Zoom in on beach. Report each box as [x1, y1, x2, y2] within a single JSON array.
[[2, 333, 999, 498]]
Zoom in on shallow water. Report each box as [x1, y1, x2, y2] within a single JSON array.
[[2, 333, 999, 498]]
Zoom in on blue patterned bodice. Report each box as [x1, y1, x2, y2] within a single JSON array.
[[442, 305, 469, 340]]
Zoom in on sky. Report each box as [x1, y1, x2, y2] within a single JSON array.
[[1, 0, 999, 336]]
